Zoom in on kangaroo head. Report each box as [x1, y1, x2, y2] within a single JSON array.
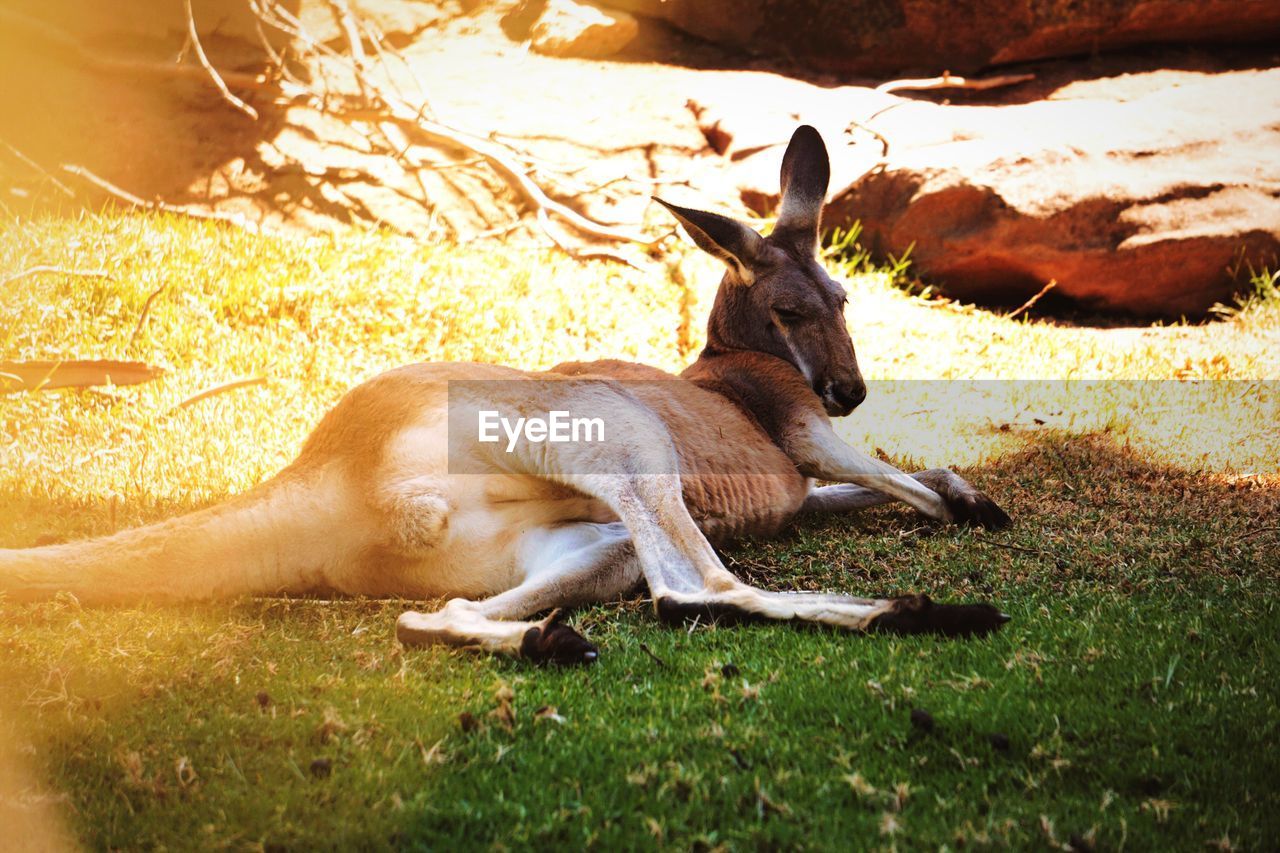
[[656, 125, 866, 417]]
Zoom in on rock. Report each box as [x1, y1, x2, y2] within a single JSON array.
[[6, 0, 446, 68], [700, 67, 1280, 317], [909, 708, 936, 733], [608, 0, 1280, 76], [526, 0, 638, 59]]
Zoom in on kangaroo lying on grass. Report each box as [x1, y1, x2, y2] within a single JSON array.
[[0, 126, 1011, 663]]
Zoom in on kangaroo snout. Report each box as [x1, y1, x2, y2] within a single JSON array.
[[822, 377, 867, 417]]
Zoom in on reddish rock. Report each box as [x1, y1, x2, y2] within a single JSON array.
[[697, 67, 1280, 316], [526, 0, 639, 59], [609, 0, 1280, 76]]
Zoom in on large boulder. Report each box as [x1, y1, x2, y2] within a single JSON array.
[[609, 0, 1280, 76], [693, 67, 1280, 317], [524, 0, 639, 59]]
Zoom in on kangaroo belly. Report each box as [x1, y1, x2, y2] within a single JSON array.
[[681, 472, 808, 543], [550, 360, 808, 542]]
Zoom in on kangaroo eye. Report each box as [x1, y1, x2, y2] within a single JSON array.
[[773, 307, 804, 324]]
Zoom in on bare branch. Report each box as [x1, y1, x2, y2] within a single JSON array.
[[831, 73, 1035, 204], [128, 282, 170, 350], [876, 71, 1035, 94], [253, 1, 651, 245], [62, 164, 261, 232], [3, 266, 111, 287], [4, 2, 656, 249], [0, 139, 76, 198], [171, 376, 268, 413], [844, 119, 890, 159], [1006, 279, 1058, 320], [184, 0, 259, 119]]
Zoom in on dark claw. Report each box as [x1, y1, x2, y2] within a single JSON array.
[[942, 487, 1013, 530], [521, 620, 599, 665], [870, 594, 1010, 638]]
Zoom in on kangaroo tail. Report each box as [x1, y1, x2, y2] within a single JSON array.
[[0, 466, 362, 605]]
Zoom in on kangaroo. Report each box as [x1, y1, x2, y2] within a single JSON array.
[[0, 126, 1011, 663]]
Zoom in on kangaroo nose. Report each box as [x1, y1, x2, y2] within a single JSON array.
[[834, 380, 867, 412]]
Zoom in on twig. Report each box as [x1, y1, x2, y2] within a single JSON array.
[[876, 71, 1036, 94], [845, 119, 890, 159], [464, 218, 526, 242], [0, 139, 76, 197], [128, 282, 169, 350], [3, 266, 111, 287], [1006, 279, 1058, 320], [253, 1, 651, 246], [184, 0, 258, 119], [356, 14, 435, 120], [830, 72, 1036, 202], [337, 112, 651, 244], [638, 643, 668, 668], [1238, 526, 1280, 541], [972, 535, 1054, 558], [62, 164, 260, 231], [5, 2, 653, 247], [170, 376, 268, 413]]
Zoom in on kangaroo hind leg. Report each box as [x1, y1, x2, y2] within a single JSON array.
[[376, 475, 451, 556], [396, 521, 641, 664], [550, 432, 1009, 637]]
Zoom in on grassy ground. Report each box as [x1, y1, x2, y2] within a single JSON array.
[[1, 213, 1277, 850]]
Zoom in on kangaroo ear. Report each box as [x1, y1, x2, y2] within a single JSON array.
[[774, 125, 830, 254], [654, 197, 764, 285]]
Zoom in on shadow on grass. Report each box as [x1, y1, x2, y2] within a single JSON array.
[[1, 431, 1277, 848]]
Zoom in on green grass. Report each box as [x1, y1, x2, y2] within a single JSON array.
[[1, 213, 1278, 849]]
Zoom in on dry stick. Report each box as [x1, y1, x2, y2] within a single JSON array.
[[254, 18, 300, 87], [845, 119, 890, 159], [253, 1, 650, 245], [1238, 526, 1280, 541], [62, 164, 261, 231], [2, 266, 111, 287], [184, 0, 258, 119], [9, 3, 648, 246], [834, 71, 1037, 199], [0, 139, 76, 198], [356, 14, 436, 120], [364, 108, 652, 243], [170, 376, 268, 413], [1006, 279, 1058, 320], [973, 534, 1055, 559], [462, 219, 527, 242], [874, 71, 1036, 94], [128, 282, 169, 350], [638, 643, 669, 668], [326, 0, 369, 102]]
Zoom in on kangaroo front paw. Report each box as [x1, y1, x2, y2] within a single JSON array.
[[870, 594, 1011, 638], [521, 613, 598, 665]]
